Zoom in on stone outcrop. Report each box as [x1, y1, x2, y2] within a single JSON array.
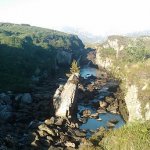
[[95, 42, 150, 122], [53, 73, 79, 117], [56, 50, 72, 66], [125, 84, 150, 122], [95, 47, 112, 69]]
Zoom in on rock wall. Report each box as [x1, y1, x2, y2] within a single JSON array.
[[95, 48, 150, 122], [96, 50, 112, 69], [125, 84, 150, 122], [53, 73, 79, 117], [56, 50, 72, 66]]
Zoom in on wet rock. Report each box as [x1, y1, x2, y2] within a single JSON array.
[[46, 136, 54, 142], [74, 129, 86, 137], [45, 117, 55, 125], [99, 101, 108, 108], [97, 117, 102, 121], [38, 124, 55, 136], [90, 113, 99, 118], [68, 122, 77, 128], [97, 109, 107, 114], [0, 105, 13, 122], [109, 119, 119, 124], [28, 120, 42, 129], [65, 141, 75, 148], [78, 118, 87, 124], [107, 122, 115, 128], [31, 75, 40, 83], [87, 84, 94, 92], [55, 118, 64, 126], [48, 145, 63, 150], [21, 93, 32, 104], [3, 134, 15, 148], [0, 146, 7, 150], [31, 132, 40, 147], [15, 94, 23, 102], [37, 130, 48, 137], [82, 109, 91, 117], [0, 93, 11, 105], [99, 90, 111, 97], [40, 138, 51, 147], [106, 81, 119, 92], [19, 132, 37, 146], [60, 133, 69, 142], [107, 101, 118, 114], [105, 96, 115, 104]]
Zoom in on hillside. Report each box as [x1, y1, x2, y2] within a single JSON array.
[[0, 23, 84, 91], [88, 35, 150, 149]]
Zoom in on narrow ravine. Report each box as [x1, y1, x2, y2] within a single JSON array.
[[77, 66, 125, 137]]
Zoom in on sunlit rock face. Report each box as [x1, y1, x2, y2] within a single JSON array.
[[125, 84, 150, 122], [125, 85, 143, 122], [96, 52, 112, 69], [53, 73, 79, 117], [95, 46, 112, 69]]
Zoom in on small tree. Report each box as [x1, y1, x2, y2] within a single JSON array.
[[70, 60, 80, 74]]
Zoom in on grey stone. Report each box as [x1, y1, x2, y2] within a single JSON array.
[[0, 93, 11, 105], [0, 105, 13, 122], [45, 117, 55, 125], [21, 93, 32, 104], [15, 94, 23, 102], [38, 124, 55, 136], [65, 141, 75, 148]]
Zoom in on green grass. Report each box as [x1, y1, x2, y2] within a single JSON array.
[[79, 122, 150, 150], [0, 23, 84, 91], [101, 121, 150, 150]]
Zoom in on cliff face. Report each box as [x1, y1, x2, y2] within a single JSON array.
[[125, 84, 150, 122], [95, 36, 150, 122], [95, 48, 112, 69]]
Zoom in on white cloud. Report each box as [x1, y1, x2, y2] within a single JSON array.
[[0, 0, 150, 35]]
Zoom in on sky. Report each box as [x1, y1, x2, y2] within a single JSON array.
[[0, 0, 150, 36]]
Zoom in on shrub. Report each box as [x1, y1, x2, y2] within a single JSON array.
[[70, 60, 80, 74]]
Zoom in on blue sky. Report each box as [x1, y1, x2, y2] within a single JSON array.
[[0, 0, 150, 36]]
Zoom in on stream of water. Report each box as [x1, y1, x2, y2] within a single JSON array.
[[78, 66, 125, 137]]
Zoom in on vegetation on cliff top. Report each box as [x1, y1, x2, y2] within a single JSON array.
[[96, 36, 150, 104], [0, 23, 84, 91], [94, 35, 150, 149], [70, 60, 80, 74], [0, 23, 84, 50]]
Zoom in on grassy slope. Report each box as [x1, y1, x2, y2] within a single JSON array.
[[101, 122, 150, 150], [0, 23, 84, 91]]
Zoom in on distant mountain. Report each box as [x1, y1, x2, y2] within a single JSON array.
[[126, 30, 150, 37], [60, 26, 106, 44]]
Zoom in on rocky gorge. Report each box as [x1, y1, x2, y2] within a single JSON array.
[[0, 58, 126, 149], [0, 24, 149, 150]]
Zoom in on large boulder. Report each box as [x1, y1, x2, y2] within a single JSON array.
[[56, 50, 72, 66], [53, 73, 79, 117]]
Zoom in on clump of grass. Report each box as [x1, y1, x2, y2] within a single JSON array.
[[101, 121, 150, 150]]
